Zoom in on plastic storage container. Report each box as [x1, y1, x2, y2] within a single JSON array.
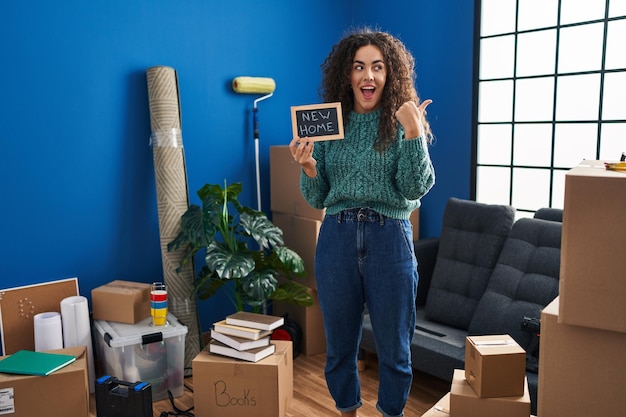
[[93, 312, 188, 401]]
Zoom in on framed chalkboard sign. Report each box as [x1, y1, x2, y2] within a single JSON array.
[[291, 102, 344, 141]]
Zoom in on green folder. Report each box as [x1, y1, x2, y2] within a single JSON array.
[[0, 350, 76, 376]]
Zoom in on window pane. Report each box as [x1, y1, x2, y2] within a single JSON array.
[[551, 169, 567, 209], [555, 74, 600, 121], [558, 23, 604, 73], [512, 167, 551, 210], [600, 123, 626, 160], [518, 0, 559, 30], [513, 124, 553, 166], [477, 124, 512, 164], [480, 35, 516, 79], [602, 72, 626, 120], [476, 166, 511, 204], [515, 77, 555, 121], [554, 123, 598, 167], [609, 0, 626, 17], [560, 0, 605, 25], [516, 29, 556, 77], [479, 80, 514, 122], [481, 0, 517, 36], [606, 20, 626, 70]]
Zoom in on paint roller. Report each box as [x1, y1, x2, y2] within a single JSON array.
[[232, 76, 276, 211]]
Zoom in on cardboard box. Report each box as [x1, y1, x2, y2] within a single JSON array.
[[91, 280, 151, 324], [464, 335, 526, 398], [538, 297, 626, 416], [0, 277, 79, 354], [450, 369, 530, 417], [92, 313, 188, 401], [273, 284, 326, 356], [559, 160, 626, 333], [0, 346, 89, 417], [192, 340, 293, 417], [422, 392, 450, 417], [272, 212, 320, 290], [270, 145, 326, 221]]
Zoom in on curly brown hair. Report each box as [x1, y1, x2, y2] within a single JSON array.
[[319, 28, 432, 151]]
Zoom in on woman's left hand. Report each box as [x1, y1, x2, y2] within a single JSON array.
[[395, 99, 432, 139]]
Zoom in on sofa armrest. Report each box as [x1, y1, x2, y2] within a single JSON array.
[[415, 237, 439, 307]]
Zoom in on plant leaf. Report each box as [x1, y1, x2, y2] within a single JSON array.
[[205, 241, 255, 279], [240, 212, 284, 250], [194, 268, 229, 300], [240, 270, 277, 306], [274, 246, 306, 276], [270, 280, 314, 306]]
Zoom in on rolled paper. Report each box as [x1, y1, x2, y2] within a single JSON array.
[[232, 76, 276, 94], [61, 296, 96, 392], [33, 312, 63, 352]]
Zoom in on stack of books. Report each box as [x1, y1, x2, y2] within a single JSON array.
[[209, 311, 285, 362]]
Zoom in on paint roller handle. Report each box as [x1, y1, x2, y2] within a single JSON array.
[[253, 107, 259, 140]]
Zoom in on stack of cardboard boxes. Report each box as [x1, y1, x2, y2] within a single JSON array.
[[537, 160, 626, 416], [269, 146, 328, 356], [91, 280, 188, 402], [423, 335, 532, 417], [269, 145, 420, 356], [423, 160, 626, 417]]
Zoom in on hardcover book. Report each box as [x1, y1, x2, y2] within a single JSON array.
[[210, 329, 270, 351], [209, 340, 276, 363], [225, 311, 285, 331], [0, 349, 76, 376], [213, 320, 273, 340]]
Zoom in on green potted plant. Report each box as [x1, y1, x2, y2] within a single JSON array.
[[168, 181, 313, 312]]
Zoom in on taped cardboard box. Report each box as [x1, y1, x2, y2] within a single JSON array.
[[192, 340, 293, 417], [91, 280, 151, 324], [538, 297, 626, 417], [450, 369, 530, 417], [0, 346, 89, 417], [559, 160, 626, 333], [464, 335, 526, 398]]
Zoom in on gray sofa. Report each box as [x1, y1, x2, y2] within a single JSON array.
[[360, 198, 562, 414]]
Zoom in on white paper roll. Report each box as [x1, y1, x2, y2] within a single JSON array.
[[61, 296, 96, 393], [33, 312, 63, 352]]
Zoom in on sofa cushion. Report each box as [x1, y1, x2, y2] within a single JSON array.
[[468, 217, 561, 368], [424, 198, 515, 330]]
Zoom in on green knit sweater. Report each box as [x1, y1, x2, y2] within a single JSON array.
[[300, 109, 435, 220]]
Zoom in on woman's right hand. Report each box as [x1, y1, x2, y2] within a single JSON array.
[[289, 137, 317, 178]]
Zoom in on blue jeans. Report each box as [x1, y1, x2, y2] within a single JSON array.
[[315, 208, 418, 417]]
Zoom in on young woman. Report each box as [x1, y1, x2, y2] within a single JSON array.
[[289, 28, 435, 417]]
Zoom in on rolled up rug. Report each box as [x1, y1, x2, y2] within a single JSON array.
[[146, 65, 201, 375]]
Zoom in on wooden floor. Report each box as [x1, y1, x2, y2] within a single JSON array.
[[89, 351, 450, 417]]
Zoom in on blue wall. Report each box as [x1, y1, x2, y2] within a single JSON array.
[[0, 1, 474, 333]]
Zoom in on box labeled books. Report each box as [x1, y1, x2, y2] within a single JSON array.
[[193, 340, 293, 417]]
